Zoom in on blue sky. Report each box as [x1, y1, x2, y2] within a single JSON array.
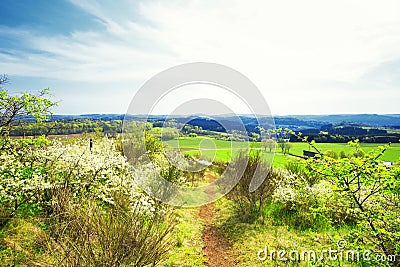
[[1, 0, 400, 115]]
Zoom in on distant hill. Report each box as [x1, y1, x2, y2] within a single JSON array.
[[47, 114, 400, 128], [50, 114, 124, 121], [281, 114, 400, 127]]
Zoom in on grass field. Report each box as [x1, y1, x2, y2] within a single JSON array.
[[165, 137, 400, 167]]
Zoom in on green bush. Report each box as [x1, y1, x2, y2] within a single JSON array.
[[48, 188, 176, 267], [224, 151, 282, 221], [324, 149, 338, 159]]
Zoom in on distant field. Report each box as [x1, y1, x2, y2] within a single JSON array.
[[165, 137, 260, 163], [165, 137, 400, 167]]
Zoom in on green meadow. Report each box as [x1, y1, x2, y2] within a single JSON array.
[[165, 136, 400, 167]]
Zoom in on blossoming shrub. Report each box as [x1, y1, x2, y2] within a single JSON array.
[[1, 135, 178, 265], [271, 169, 357, 230], [42, 137, 139, 205], [0, 137, 50, 228]]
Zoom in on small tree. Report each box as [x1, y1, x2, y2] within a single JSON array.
[[278, 142, 285, 153], [287, 129, 400, 262], [262, 138, 276, 152], [0, 75, 56, 135], [284, 142, 292, 154], [278, 141, 292, 154]]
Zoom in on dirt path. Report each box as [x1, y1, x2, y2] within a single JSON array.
[[198, 173, 236, 267]]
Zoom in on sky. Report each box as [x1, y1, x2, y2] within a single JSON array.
[[0, 0, 399, 115]]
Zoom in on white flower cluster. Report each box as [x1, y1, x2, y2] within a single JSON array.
[[272, 170, 299, 206], [0, 142, 50, 210], [272, 169, 337, 210], [0, 137, 160, 216], [272, 169, 356, 223]]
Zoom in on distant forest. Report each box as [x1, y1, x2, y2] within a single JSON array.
[[9, 114, 400, 143], [10, 119, 122, 137]]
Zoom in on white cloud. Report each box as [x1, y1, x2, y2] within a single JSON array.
[[149, 84, 254, 115], [1, 0, 400, 114]]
